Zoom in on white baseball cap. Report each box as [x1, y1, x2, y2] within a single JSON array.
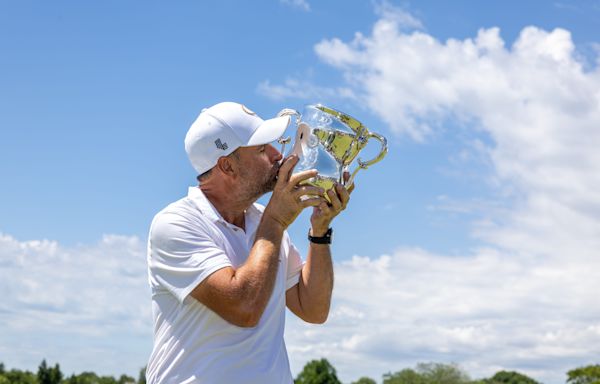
[[184, 102, 291, 175]]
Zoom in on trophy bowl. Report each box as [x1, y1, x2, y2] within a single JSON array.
[[277, 104, 388, 193]]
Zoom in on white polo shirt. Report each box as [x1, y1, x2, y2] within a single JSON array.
[[146, 187, 304, 384]]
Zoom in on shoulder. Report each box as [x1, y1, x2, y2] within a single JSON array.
[[150, 197, 214, 243]]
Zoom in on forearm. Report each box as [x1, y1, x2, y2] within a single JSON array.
[[232, 215, 284, 322], [298, 242, 334, 323]]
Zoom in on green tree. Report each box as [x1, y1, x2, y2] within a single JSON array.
[[352, 377, 377, 384], [0, 363, 6, 384], [117, 373, 135, 384], [137, 366, 146, 384], [567, 365, 600, 384], [484, 370, 540, 384], [37, 360, 63, 384], [64, 371, 104, 384], [98, 376, 118, 384], [383, 368, 427, 384], [4, 368, 37, 384], [295, 358, 342, 384], [383, 363, 471, 384], [418, 362, 470, 384]]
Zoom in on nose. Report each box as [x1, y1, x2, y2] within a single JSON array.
[[267, 144, 282, 163]]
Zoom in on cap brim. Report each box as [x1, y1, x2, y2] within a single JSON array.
[[246, 115, 291, 146]]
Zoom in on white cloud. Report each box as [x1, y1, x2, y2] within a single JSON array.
[[3, 228, 598, 383], [279, 4, 600, 384], [373, 1, 423, 31], [280, 0, 310, 12], [4, 10, 600, 383], [286, 248, 600, 383], [0, 232, 151, 377], [257, 78, 357, 103], [287, 5, 600, 263]]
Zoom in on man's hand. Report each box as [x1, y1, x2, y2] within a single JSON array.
[[310, 172, 353, 236], [263, 155, 325, 229]]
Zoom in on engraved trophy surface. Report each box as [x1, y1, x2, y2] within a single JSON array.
[[277, 104, 388, 193]]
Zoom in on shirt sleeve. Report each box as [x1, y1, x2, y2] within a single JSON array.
[[285, 233, 304, 290], [148, 210, 232, 303]]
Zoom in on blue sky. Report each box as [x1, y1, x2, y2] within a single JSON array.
[[1, 1, 600, 383]]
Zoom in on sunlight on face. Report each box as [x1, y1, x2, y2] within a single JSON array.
[[234, 144, 282, 201]]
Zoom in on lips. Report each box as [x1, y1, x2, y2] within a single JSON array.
[[272, 163, 281, 181]]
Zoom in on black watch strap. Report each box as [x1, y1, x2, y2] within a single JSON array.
[[308, 227, 333, 244]]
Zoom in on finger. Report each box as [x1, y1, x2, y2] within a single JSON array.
[[346, 181, 356, 195], [300, 196, 325, 208], [335, 183, 351, 208], [343, 171, 351, 183], [327, 188, 343, 211], [276, 155, 299, 186], [317, 199, 332, 215], [289, 169, 318, 186], [293, 185, 324, 198]]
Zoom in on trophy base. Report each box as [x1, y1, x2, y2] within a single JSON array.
[[300, 175, 340, 202]]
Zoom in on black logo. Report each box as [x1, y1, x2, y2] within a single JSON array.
[[215, 138, 228, 150]]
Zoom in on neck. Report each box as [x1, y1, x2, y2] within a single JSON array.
[[200, 183, 253, 230]]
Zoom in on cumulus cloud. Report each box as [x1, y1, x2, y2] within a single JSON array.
[[286, 248, 600, 383], [274, 4, 600, 262], [280, 4, 600, 384], [280, 0, 310, 12], [3, 8, 600, 383], [0, 232, 151, 376], [257, 78, 357, 103]]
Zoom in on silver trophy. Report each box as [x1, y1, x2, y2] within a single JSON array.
[[277, 104, 388, 193]]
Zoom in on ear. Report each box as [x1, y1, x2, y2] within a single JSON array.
[[215, 156, 237, 178]]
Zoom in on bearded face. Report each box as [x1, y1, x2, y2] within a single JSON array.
[[234, 145, 282, 201]]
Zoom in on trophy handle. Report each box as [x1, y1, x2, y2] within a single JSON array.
[[276, 108, 301, 157], [346, 131, 388, 187]]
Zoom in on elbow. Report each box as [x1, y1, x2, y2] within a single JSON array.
[[311, 313, 329, 324], [230, 303, 264, 328], [304, 310, 329, 324], [236, 312, 261, 328]]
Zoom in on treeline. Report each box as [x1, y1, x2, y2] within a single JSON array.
[[1, 359, 599, 384], [0, 361, 145, 384], [293, 359, 600, 384]]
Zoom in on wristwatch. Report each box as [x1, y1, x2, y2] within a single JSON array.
[[308, 227, 333, 245]]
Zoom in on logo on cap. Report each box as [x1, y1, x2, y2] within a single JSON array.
[[241, 104, 257, 116], [215, 138, 228, 151]]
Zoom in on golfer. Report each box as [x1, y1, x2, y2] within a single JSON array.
[[145, 102, 351, 383]]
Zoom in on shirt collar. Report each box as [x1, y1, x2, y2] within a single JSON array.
[[187, 186, 263, 225]]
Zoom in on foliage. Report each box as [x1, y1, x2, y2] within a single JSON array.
[[295, 358, 342, 384], [0, 361, 143, 384], [384, 363, 471, 384], [484, 370, 540, 384], [383, 368, 427, 384], [64, 372, 136, 384], [352, 377, 377, 384], [37, 360, 63, 384], [137, 367, 146, 384], [7, 358, 596, 384], [2, 367, 37, 384], [567, 365, 600, 384]]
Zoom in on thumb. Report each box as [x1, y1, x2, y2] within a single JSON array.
[[276, 155, 298, 186]]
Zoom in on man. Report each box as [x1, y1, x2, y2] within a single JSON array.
[[146, 102, 351, 383]]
